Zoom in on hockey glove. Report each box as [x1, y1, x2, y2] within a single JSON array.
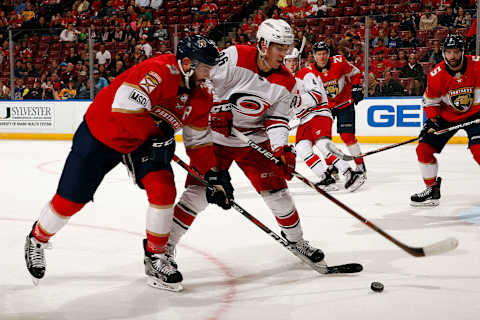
[[149, 135, 176, 165], [204, 169, 235, 210], [420, 118, 442, 138], [351, 85, 363, 105], [273, 145, 296, 181], [210, 104, 233, 137]]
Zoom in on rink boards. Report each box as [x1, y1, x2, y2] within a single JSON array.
[[0, 98, 468, 143]]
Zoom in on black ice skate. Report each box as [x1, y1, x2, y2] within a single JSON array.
[[281, 231, 325, 263], [343, 167, 366, 192], [315, 165, 338, 191], [143, 239, 183, 292], [24, 227, 50, 286], [356, 163, 367, 179], [410, 177, 441, 207]]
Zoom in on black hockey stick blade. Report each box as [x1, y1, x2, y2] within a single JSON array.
[[326, 263, 363, 274]]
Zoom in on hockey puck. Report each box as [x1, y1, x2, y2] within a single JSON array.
[[370, 281, 384, 292]]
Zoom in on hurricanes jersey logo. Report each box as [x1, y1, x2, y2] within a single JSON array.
[[324, 79, 339, 98], [229, 92, 271, 117], [449, 87, 474, 112]]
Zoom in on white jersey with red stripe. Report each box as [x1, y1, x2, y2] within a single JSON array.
[[293, 67, 330, 125], [210, 45, 296, 151]]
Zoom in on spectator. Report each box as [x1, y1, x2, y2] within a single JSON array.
[[296, 0, 314, 18], [265, 0, 280, 18], [76, 0, 90, 13], [153, 22, 168, 41], [419, 5, 438, 31], [157, 42, 172, 54], [0, 80, 10, 99], [388, 29, 401, 50], [93, 69, 108, 91], [203, 13, 218, 34], [96, 44, 112, 66], [0, 40, 9, 66], [140, 35, 152, 57], [135, 0, 150, 7], [76, 76, 91, 99], [241, 17, 256, 35], [150, 0, 163, 9], [41, 80, 59, 100], [108, 60, 125, 82], [400, 53, 426, 96], [453, 7, 472, 28], [281, 0, 297, 20], [19, 39, 33, 62], [367, 72, 381, 97], [59, 79, 77, 100], [381, 70, 404, 96], [421, 39, 443, 65], [25, 62, 39, 78], [60, 63, 77, 83], [312, 0, 328, 17], [65, 47, 81, 65], [401, 29, 420, 48], [14, 77, 29, 100], [199, 0, 218, 14], [254, 9, 266, 26], [371, 50, 392, 79], [439, 6, 455, 29], [14, 60, 27, 78], [60, 24, 79, 42], [399, 12, 418, 32], [100, 25, 113, 43], [21, 3, 35, 25], [372, 30, 389, 50], [24, 79, 43, 100], [113, 26, 125, 42]]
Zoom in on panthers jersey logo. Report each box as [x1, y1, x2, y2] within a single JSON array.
[[449, 87, 474, 112], [324, 79, 339, 98]]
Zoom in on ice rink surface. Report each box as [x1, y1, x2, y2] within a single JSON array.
[[1, 139, 480, 320]]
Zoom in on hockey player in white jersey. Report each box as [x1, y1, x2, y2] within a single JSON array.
[[167, 19, 325, 265], [293, 51, 365, 192]]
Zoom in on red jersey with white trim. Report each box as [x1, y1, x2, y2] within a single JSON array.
[[210, 45, 296, 151], [85, 54, 215, 164], [422, 55, 480, 123], [301, 55, 361, 109]]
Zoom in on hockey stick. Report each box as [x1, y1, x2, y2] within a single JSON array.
[[172, 154, 362, 274], [289, 100, 353, 131], [231, 127, 459, 257], [327, 118, 480, 161]]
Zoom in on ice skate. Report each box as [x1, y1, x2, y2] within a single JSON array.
[[315, 165, 339, 191], [410, 177, 441, 207], [24, 228, 50, 286], [281, 231, 325, 263], [343, 167, 366, 192], [356, 163, 367, 179], [143, 239, 183, 292]]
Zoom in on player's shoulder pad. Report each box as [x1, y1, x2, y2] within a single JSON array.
[[427, 60, 446, 79], [232, 44, 257, 70], [295, 66, 312, 80], [268, 65, 296, 92]]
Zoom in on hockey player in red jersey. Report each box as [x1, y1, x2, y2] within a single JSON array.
[[411, 34, 480, 206], [167, 19, 325, 266], [310, 41, 367, 178], [293, 42, 365, 192], [24, 35, 234, 292]]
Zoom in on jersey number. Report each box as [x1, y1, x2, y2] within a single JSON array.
[[430, 66, 441, 77]]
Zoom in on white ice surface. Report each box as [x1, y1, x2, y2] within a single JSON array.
[[1, 140, 480, 320]]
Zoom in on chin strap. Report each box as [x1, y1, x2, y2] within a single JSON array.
[[257, 39, 273, 70], [177, 59, 198, 89]]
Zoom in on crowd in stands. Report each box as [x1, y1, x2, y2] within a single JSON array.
[[0, 0, 477, 100]]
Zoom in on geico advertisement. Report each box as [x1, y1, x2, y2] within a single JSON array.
[[356, 98, 466, 137]]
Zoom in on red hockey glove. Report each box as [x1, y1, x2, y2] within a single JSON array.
[[273, 145, 296, 181], [210, 104, 233, 137]]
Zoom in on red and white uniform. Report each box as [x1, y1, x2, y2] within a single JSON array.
[[423, 55, 480, 123], [305, 55, 361, 109], [85, 53, 215, 167], [210, 45, 295, 152]]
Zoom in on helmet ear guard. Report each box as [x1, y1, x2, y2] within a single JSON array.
[[176, 35, 220, 88]]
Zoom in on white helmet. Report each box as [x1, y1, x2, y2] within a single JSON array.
[[256, 19, 294, 49], [284, 47, 299, 62]]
